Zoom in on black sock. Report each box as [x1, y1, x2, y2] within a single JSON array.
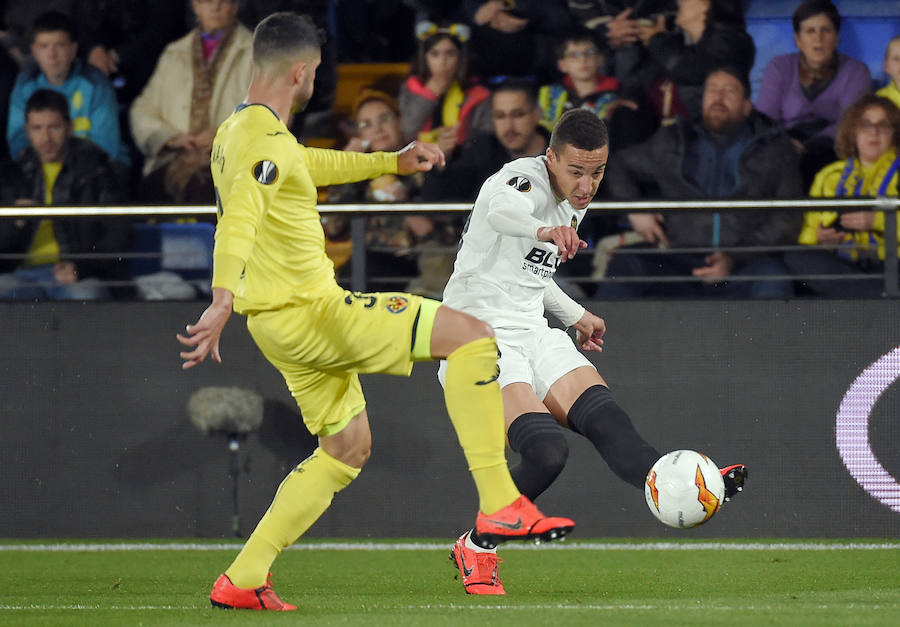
[[567, 385, 661, 489], [507, 412, 569, 501]]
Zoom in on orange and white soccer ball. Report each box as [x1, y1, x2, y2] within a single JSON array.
[[644, 450, 725, 528]]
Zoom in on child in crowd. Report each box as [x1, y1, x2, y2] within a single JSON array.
[[539, 30, 650, 149], [538, 30, 626, 130], [398, 21, 492, 160], [876, 35, 900, 111]]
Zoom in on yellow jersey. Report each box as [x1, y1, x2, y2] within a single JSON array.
[[210, 103, 397, 313], [801, 148, 900, 261]]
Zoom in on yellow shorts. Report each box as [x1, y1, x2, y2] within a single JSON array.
[[247, 284, 436, 436]]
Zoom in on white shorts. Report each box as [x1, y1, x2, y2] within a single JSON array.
[[438, 325, 592, 400]]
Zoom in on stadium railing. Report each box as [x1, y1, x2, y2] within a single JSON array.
[[0, 197, 897, 297]]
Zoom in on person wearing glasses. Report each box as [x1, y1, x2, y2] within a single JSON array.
[[784, 94, 900, 297], [539, 29, 654, 150]]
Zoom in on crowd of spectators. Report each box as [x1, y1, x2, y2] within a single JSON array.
[[0, 0, 897, 300]]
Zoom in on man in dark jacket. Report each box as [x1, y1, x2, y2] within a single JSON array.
[[596, 66, 803, 298], [0, 88, 128, 300], [422, 78, 549, 203]]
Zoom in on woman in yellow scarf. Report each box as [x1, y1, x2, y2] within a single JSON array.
[[398, 22, 492, 160], [784, 94, 900, 296]]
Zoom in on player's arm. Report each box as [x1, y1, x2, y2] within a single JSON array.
[[178, 139, 287, 369], [301, 140, 443, 187], [485, 184, 586, 260]]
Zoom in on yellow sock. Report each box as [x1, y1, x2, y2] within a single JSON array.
[[225, 447, 360, 589], [444, 337, 520, 514]]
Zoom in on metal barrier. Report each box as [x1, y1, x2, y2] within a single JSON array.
[[0, 197, 897, 297]]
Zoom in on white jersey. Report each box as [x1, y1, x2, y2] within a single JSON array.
[[442, 155, 586, 330]]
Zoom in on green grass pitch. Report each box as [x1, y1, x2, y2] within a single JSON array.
[[1, 539, 898, 626]]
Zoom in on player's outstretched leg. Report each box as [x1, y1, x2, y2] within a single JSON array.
[[720, 464, 748, 501], [566, 384, 661, 489], [210, 446, 361, 610], [430, 304, 575, 543]]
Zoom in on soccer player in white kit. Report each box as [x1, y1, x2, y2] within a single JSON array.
[[438, 109, 747, 595]]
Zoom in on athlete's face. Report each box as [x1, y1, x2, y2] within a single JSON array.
[[492, 90, 541, 154], [546, 143, 608, 210], [292, 53, 321, 113]]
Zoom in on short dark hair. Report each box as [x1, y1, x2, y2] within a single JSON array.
[[252, 12, 322, 71], [705, 65, 751, 99], [490, 77, 538, 108], [554, 28, 598, 60], [25, 89, 70, 122], [30, 10, 77, 44], [549, 109, 608, 153], [792, 0, 841, 33]]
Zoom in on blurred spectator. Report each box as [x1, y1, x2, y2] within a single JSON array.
[[636, 0, 755, 123], [130, 0, 251, 203], [596, 67, 803, 298], [6, 10, 129, 165], [876, 35, 900, 112], [0, 44, 16, 160], [77, 0, 188, 106], [326, 89, 459, 298], [538, 28, 654, 150], [0, 1, 75, 65], [421, 78, 548, 202], [463, 0, 572, 82], [239, 1, 336, 137], [0, 89, 127, 301], [755, 0, 870, 189], [565, 1, 675, 99], [784, 94, 900, 297], [398, 21, 491, 159]]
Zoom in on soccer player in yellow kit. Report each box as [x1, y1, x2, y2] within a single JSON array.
[[176, 12, 574, 611]]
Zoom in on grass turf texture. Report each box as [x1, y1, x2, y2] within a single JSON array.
[[0, 540, 898, 626]]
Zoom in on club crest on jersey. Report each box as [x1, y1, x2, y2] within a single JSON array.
[[253, 160, 278, 185], [386, 296, 409, 313], [571, 216, 578, 228], [506, 176, 531, 192]]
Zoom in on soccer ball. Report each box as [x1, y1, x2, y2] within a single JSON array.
[[644, 450, 725, 529]]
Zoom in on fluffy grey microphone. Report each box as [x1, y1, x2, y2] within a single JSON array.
[[187, 386, 264, 538], [187, 387, 264, 435]]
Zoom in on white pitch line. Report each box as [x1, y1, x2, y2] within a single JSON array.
[[0, 541, 898, 552], [1, 602, 894, 612]]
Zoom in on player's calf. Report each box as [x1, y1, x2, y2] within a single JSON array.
[[508, 412, 569, 501]]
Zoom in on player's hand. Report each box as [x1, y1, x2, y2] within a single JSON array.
[[692, 251, 733, 281], [628, 212, 668, 247], [574, 310, 605, 352], [537, 225, 587, 262], [177, 288, 234, 370], [839, 211, 876, 232], [397, 140, 446, 175]]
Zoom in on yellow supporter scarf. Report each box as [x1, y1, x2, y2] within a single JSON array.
[[836, 147, 900, 198], [418, 81, 464, 143]]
